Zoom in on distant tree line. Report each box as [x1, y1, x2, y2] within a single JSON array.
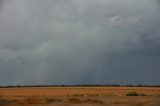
[[0, 84, 160, 88]]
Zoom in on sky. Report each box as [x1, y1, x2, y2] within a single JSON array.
[[0, 0, 160, 85]]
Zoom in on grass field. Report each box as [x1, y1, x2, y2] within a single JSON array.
[[0, 87, 160, 106]]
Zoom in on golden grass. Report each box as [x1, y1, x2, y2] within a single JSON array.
[[0, 87, 159, 97], [0, 87, 159, 106]]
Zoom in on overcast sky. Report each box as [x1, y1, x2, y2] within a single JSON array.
[[0, 0, 160, 85]]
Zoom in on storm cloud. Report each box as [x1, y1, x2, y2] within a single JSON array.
[[0, 0, 160, 85]]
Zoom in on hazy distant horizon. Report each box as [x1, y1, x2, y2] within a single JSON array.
[[0, 0, 160, 85]]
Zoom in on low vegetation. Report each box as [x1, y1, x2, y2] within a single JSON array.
[[0, 97, 19, 106], [45, 97, 62, 103], [126, 91, 139, 96], [68, 98, 81, 103], [83, 98, 104, 104], [126, 92, 147, 96], [0, 97, 7, 105], [68, 98, 104, 104]]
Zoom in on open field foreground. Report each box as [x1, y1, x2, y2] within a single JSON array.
[[0, 87, 160, 106]]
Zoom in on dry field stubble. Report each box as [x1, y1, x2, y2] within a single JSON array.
[[0, 87, 160, 106]]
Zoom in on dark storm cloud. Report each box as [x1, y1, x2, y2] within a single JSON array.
[[0, 0, 160, 85]]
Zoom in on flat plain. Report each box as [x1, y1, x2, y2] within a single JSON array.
[[0, 87, 160, 106]]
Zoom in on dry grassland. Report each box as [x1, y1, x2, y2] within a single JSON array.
[[0, 87, 160, 106]]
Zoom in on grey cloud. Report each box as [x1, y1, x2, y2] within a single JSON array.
[[0, 0, 160, 85]]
